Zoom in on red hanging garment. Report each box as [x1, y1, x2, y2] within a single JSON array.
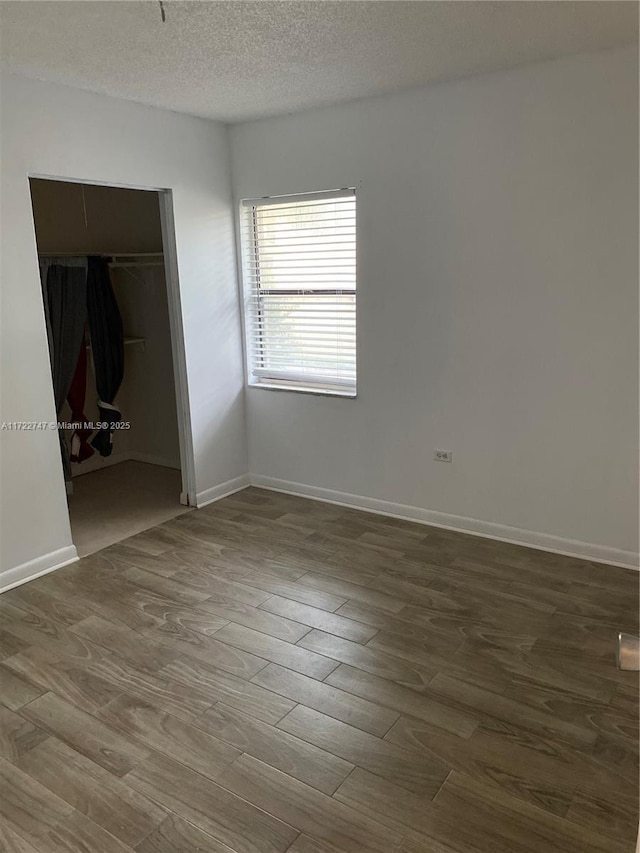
[[68, 332, 95, 463]]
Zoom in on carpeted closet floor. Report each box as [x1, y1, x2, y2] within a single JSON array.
[[68, 461, 190, 557]]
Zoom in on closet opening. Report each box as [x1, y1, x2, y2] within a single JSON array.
[[29, 177, 194, 557]]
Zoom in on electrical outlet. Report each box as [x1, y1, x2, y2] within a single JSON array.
[[434, 449, 452, 463]]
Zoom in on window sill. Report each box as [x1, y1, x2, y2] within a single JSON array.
[[248, 381, 357, 399]]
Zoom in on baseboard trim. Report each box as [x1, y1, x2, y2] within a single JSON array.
[[196, 475, 251, 509], [129, 452, 181, 470], [0, 545, 79, 594], [71, 450, 131, 478], [3, 474, 634, 598], [72, 451, 180, 478], [249, 475, 639, 571]]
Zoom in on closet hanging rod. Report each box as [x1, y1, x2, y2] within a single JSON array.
[[38, 252, 164, 258], [109, 262, 164, 268]]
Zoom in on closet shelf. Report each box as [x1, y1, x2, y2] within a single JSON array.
[[39, 253, 164, 269], [109, 253, 164, 269], [87, 336, 145, 352]]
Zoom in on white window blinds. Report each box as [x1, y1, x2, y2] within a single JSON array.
[[241, 189, 356, 395]]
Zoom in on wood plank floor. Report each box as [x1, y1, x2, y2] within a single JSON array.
[[1, 487, 638, 853]]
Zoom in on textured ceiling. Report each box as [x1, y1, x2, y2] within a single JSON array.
[[0, 1, 637, 123]]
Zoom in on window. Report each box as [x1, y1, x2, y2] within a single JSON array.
[[241, 189, 356, 396]]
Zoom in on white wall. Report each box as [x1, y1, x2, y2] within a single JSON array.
[[231, 46, 639, 565], [0, 73, 246, 583]]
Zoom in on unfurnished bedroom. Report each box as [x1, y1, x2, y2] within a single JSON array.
[[0, 3, 638, 853]]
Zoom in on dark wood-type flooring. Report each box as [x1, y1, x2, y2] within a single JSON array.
[[0, 487, 638, 853]]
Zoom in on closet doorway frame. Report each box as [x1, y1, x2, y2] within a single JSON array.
[[28, 172, 197, 510]]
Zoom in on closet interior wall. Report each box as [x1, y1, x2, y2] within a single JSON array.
[[108, 265, 181, 472]]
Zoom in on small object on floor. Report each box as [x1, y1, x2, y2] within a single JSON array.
[[617, 632, 640, 670]]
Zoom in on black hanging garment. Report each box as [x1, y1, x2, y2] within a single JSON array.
[[86, 256, 124, 457], [40, 260, 88, 480]]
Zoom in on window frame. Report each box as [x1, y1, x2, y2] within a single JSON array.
[[239, 188, 357, 398]]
